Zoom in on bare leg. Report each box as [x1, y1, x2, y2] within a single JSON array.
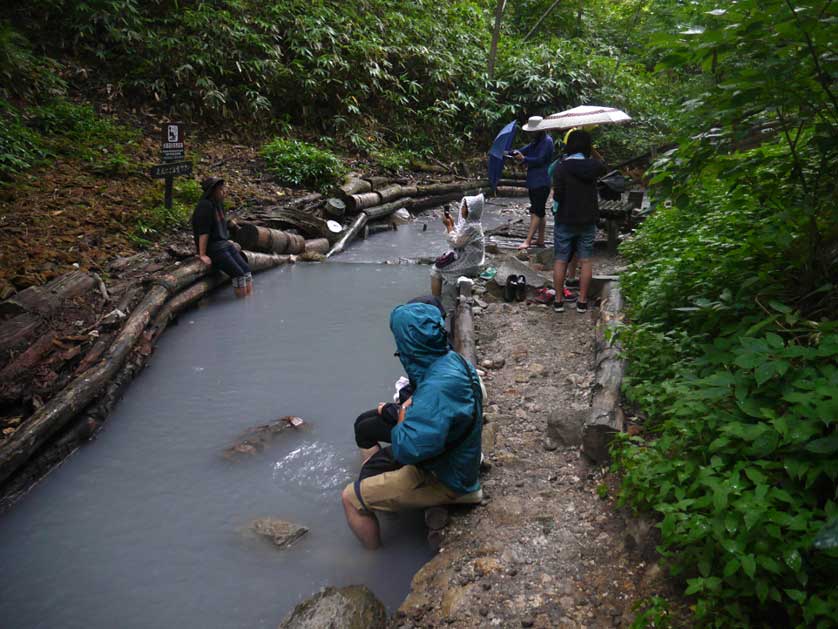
[[360, 444, 381, 464], [566, 256, 579, 283], [234, 286, 246, 298], [518, 214, 540, 249], [431, 275, 442, 297], [579, 259, 593, 304], [245, 277, 253, 296], [536, 218, 546, 247], [342, 486, 381, 549], [553, 259, 568, 301]]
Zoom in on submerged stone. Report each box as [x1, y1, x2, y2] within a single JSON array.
[[251, 518, 308, 549], [278, 585, 387, 629]]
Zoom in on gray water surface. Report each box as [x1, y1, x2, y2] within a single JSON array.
[[0, 263, 435, 629]]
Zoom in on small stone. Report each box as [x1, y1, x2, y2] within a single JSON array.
[[482, 582, 492, 591], [480, 607, 490, 617], [250, 518, 308, 549], [521, 619, 535, 627], [507, 567, 518, 577], [542, 438, 558, 452]]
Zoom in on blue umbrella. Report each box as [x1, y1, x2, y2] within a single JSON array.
[[487, 120, 518, 191]]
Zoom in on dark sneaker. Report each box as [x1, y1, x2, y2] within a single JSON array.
[[563, 287, 577, 303], [504, 276, 518, 302], [515, 274, 527, 302], [576, 301, 588, 313], [565, 278, 580, 288], [553, 300, 565, 313]]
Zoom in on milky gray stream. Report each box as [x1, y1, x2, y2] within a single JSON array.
[[0, 263, 438, 629], [0, 199, 519, 628]]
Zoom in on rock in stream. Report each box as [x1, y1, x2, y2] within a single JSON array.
[[278, 585, 387, 629]]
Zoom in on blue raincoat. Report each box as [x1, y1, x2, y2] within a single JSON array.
[[389, 303, 483, 495]]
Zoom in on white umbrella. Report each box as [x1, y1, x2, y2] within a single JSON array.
[[539, 105, 631, 131]]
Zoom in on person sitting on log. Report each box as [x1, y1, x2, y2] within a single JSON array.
[[342, 302, 483, 550], [430, 193, 485, 314], [352, 296, 448, 462], [191, 177, 253, 298]]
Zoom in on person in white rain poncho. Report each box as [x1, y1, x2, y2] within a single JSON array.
[[430, 193, 485, 298]]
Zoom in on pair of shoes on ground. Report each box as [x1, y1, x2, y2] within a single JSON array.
[[533, 286, 577, 305], [553, 299, 589, 313], [503, 274, 528, 302]]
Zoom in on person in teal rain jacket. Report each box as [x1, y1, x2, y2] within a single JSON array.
[[342, 302, 483, 549]]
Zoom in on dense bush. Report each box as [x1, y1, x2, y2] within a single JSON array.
[[614, 0, 837, 626], [4, 1, 671, 159], [0, 100, 48, 179], [260, 138, 346, 191]]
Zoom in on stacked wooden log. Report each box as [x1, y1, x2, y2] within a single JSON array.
[[0, 252, 291, 493], [230, 221, 306, 255], [582, 281, 625, 464]]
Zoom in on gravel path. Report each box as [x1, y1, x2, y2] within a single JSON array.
[[394, 202, 686, 628]]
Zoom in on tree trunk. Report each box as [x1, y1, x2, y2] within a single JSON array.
[[582, 282, 625, 464], [240, 206, 334, 241], [453, 278, 477, 366], [362, 198, 413, 221], [304, 238, 330, 255], [346, 191, 382, 213], [416, 180, 488, 196], [488, 0, 507, 79], [326, 213, 368, 258], [524, 0, 562, 41], [339, 176, 372, 198]]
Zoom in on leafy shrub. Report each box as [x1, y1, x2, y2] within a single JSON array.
[[131, 179, 197, 247], [260, 138, 345, 191], [0, 100, 47, 180], [371, 148, 424, 173], [0, 22, 65, 101], [29, 100, 137, 161]]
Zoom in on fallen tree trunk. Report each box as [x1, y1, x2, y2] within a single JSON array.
[[339, 176, 372, 197], [304, 238, 330, 255], [242, 206, 333, 241], [230, 222, 305, 255], [363, 198, 413, 221], [453, 277, 477, 366], [416, 180, 488, 196], [582, 282, 625, 464], [494, 186, 529, 197], [376, 184, 418, 204], [326, 213, 367, 258], [495, 178, 529, 188], [346, 192, 381, 213]]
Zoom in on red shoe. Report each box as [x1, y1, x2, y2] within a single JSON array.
[[563, 287, 577, 303], [533, 287, 556, 304]]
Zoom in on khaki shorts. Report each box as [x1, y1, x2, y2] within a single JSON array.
[[345, 465, 469, 513]]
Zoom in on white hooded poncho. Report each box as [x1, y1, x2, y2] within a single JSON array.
[[435, 193, 485, 281]]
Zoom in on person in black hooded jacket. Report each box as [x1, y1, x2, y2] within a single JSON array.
[[550, 130, 606, 313]]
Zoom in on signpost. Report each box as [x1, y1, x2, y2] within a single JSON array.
[[150, 123, 188, 209]]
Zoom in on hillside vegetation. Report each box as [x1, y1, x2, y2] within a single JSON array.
[[1, 1, 836, 627]]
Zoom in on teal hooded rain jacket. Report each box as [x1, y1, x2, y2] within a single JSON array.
[[389, 303, 483, 495]]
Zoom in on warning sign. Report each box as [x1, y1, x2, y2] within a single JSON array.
[[161, 123, 185, 162]]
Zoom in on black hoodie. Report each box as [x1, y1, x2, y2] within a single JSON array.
[[552, 157, 607, 225]]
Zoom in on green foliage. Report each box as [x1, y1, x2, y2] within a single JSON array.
[[0, 100, 48, 180], [29, 100, 137, 161], [630, 595, 673, 629], [370, 148, 426, 174], [5, 1, 671, 158], [0, 21, 65, 101], [260, 138, 346, 191], [614, 0, 838, 625], [131, 179, 198, 247]]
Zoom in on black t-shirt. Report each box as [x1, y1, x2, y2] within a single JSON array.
[[191, 198, 230, 253]]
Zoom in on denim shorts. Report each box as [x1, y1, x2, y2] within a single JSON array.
[[553, 223, 596, 262]]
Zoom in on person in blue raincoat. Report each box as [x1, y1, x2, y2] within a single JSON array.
[[511, 116, 554, 250], [341, 302, 483, 550]]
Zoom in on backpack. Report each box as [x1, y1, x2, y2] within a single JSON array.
[[598, 171, 627, 201]]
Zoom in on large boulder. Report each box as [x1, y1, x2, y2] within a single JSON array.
[[278, 585, 387, 629], [546, 409, 584, 447]]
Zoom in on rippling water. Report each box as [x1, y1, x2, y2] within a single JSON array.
[[0, 263, 433, 629]]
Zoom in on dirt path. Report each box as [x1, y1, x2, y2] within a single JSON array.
[[395, 202, 684, 627]]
